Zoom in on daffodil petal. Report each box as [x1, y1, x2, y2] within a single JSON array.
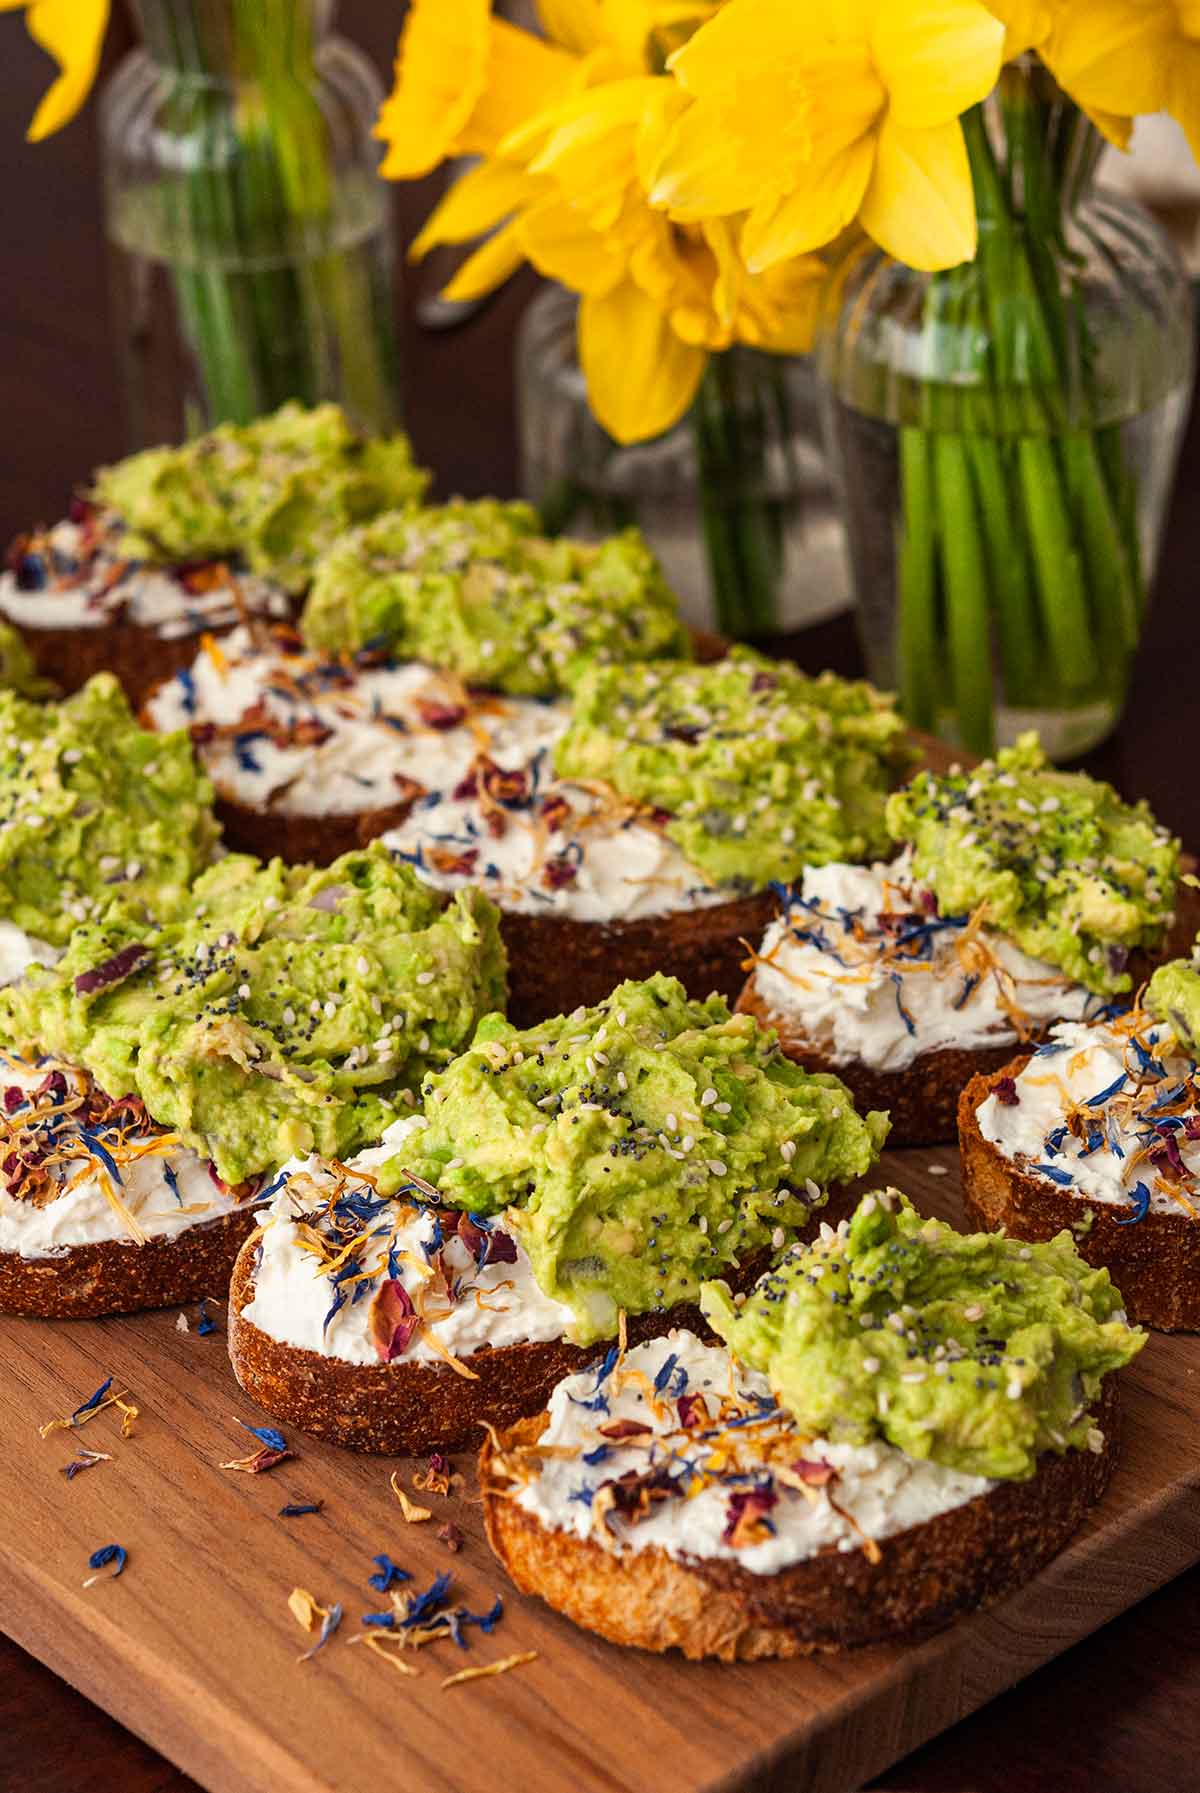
[[19, 0, 109, 140], [409, 161, 538, 261], [1042, 0, 1171, 119], [982, 0, 1053, 59], [1085, 106, 1133, 152], [536, 0, 605, 52], [1168, 46, 1200, 164], [439, 219, 527, 304], [579, 282, 706, 443], [455, 19, 580, 160], [519, 194, 628, 294], [650, 91, 785, 218], [871, 0, 1004, 130], [858, 113, 977, 271], [742, 137, 874, 268], [375, 0, 492, 178]]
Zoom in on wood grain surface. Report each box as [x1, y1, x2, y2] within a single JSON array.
[[0, 1150, 1197, 1793]]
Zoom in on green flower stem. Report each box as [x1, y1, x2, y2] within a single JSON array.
[[965, 435, 1040, 704], [693, 351, 786, 636], [933, 434, 995, 755], [1017, 436, 1099, 690], [896, 427, 939, 731]]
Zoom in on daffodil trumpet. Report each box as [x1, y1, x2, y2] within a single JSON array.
[[845, 61, 1167, 757]]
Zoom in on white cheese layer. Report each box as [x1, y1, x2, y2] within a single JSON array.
[[146, 627, 728, 923], [976, 1017, 1200, 1215], [0, 1053, 244, 1258], [239, 1116, 577, 1365], [514, 1330, 992, 1575], [0, 922, 60, 988], [0, 514, 289, 638], [751, 856, 1103, 1073]]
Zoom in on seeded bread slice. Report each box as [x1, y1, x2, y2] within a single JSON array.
[[739, 881, 1200, 1149], [225, 1179, 865, 1455], [226, 1240, 775, 1457], [0, 1206, 257, 1320], [479, 1377, 1119, 1661], [959, 1060, 1200, 1331]]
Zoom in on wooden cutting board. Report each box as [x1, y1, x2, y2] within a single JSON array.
[[1, 1148, 1198, 1793]]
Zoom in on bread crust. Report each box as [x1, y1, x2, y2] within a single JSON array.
[[959, 1058, 1200, 1331], [13, 615, 253, 708], [737, 981, 1026, 1147], [479, 1379, 1120, 1661], [224, 1184, 864, 1455], [0, 1206, 257, 1319], [226, 1243, 779, 1457], [737, 878, 1200, 1148]]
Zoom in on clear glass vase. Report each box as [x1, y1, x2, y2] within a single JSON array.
[[517, 283, 851, 640], [100, 0, 399, 447], [815, 59, 1195, 759]]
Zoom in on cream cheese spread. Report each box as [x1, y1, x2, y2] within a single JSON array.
[[1, 511, 290, 639], [510, 1329, 991, 1575], [146, 627, 729, 923], [239, 1116, 578, 1366], [976, 1015, 1200, 1217], [0, 1052, 246, 1258], [751, 856, 1104, 1073], [0, 922, 60, 988]]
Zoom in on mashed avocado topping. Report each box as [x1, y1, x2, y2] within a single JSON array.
[[0, 674, 218, 946], [552, 652, 911, 886], [886, 733, 1178, 996], [387, 975, 888, 1344], [1146, 950, 1200, 1057], [0, 844, 506, 1185], [300, 499, 690, 695], [0, 621, 50, 697], [702, 1189, 1143, 1481], [94, 402, 428, 593]]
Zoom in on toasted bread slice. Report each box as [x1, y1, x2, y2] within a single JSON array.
[[959, 1059, 1200, 1331], [226, 1239, 788, 1457], [0, 1206, 255, 1319], [740, 879, 1200, 1149], [199, 799, 775, 1025], [737, 980, 1024, 1147], [480, 1377, 1119, 1661]]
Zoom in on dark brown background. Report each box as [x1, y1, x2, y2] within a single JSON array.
[[2, 6, 1199, 1791]]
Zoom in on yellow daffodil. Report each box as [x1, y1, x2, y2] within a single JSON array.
[[649, 0, 1006, 272], [375, 0, 580, 179], [984, 0, 1055, 57], [1042, 0, 1200, 160], [3, 0, 109, 140], [409, 53, 824, 444]]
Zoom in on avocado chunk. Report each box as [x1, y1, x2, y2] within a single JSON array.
[[0, 673, 218, 946], [886, 732, 1179, 996], [552, 650, 912, 886], [301, 499, 691, 696], [388, 974, 888, 1344], [1146, 949, 1200, 1057], [0, 843, 506, 1185], [93, 402, 429, 593], [703, 1189, 1144, 1480]]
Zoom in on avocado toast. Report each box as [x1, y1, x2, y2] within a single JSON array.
[[740, 735, 1192, 1145], [0, 402, 427, 705], [480, 1189, 1142, 1659], [227, 976, 888, 1452], [959, 948, 1200, 1331], [0, 844, 505, 1318], [148, 643, 912, 1023]]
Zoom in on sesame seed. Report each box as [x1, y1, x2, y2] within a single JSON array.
[[771, 1227, 785, 1249], [714, 1101, 731, 1116], [700, 1089, 717, 1107], [781, 1140, 796, 1162], [416, 970, 435, 985], [900, 1368, 927, 1384], [1006, 1377, 1023, 1400], [282, 1007, 295, 1026], [356, 956, 370, 976], [445, 1156, 464, 1170], [706, 1159, 727, 1177], [862, 1356, 881, 1374]]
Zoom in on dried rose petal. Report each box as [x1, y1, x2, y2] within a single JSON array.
[[416, 699, 466, 731], [790, 1457, 836, 1486], [722, 1485, 778, 1545], [994, 1076, 1020, 1107], [676, 1393, 709, 1430], [597, 1418, 653, 1441], [74, 943, 153, 997], [370, 1278, 420, 1362], [542, 855, 577, 891]]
